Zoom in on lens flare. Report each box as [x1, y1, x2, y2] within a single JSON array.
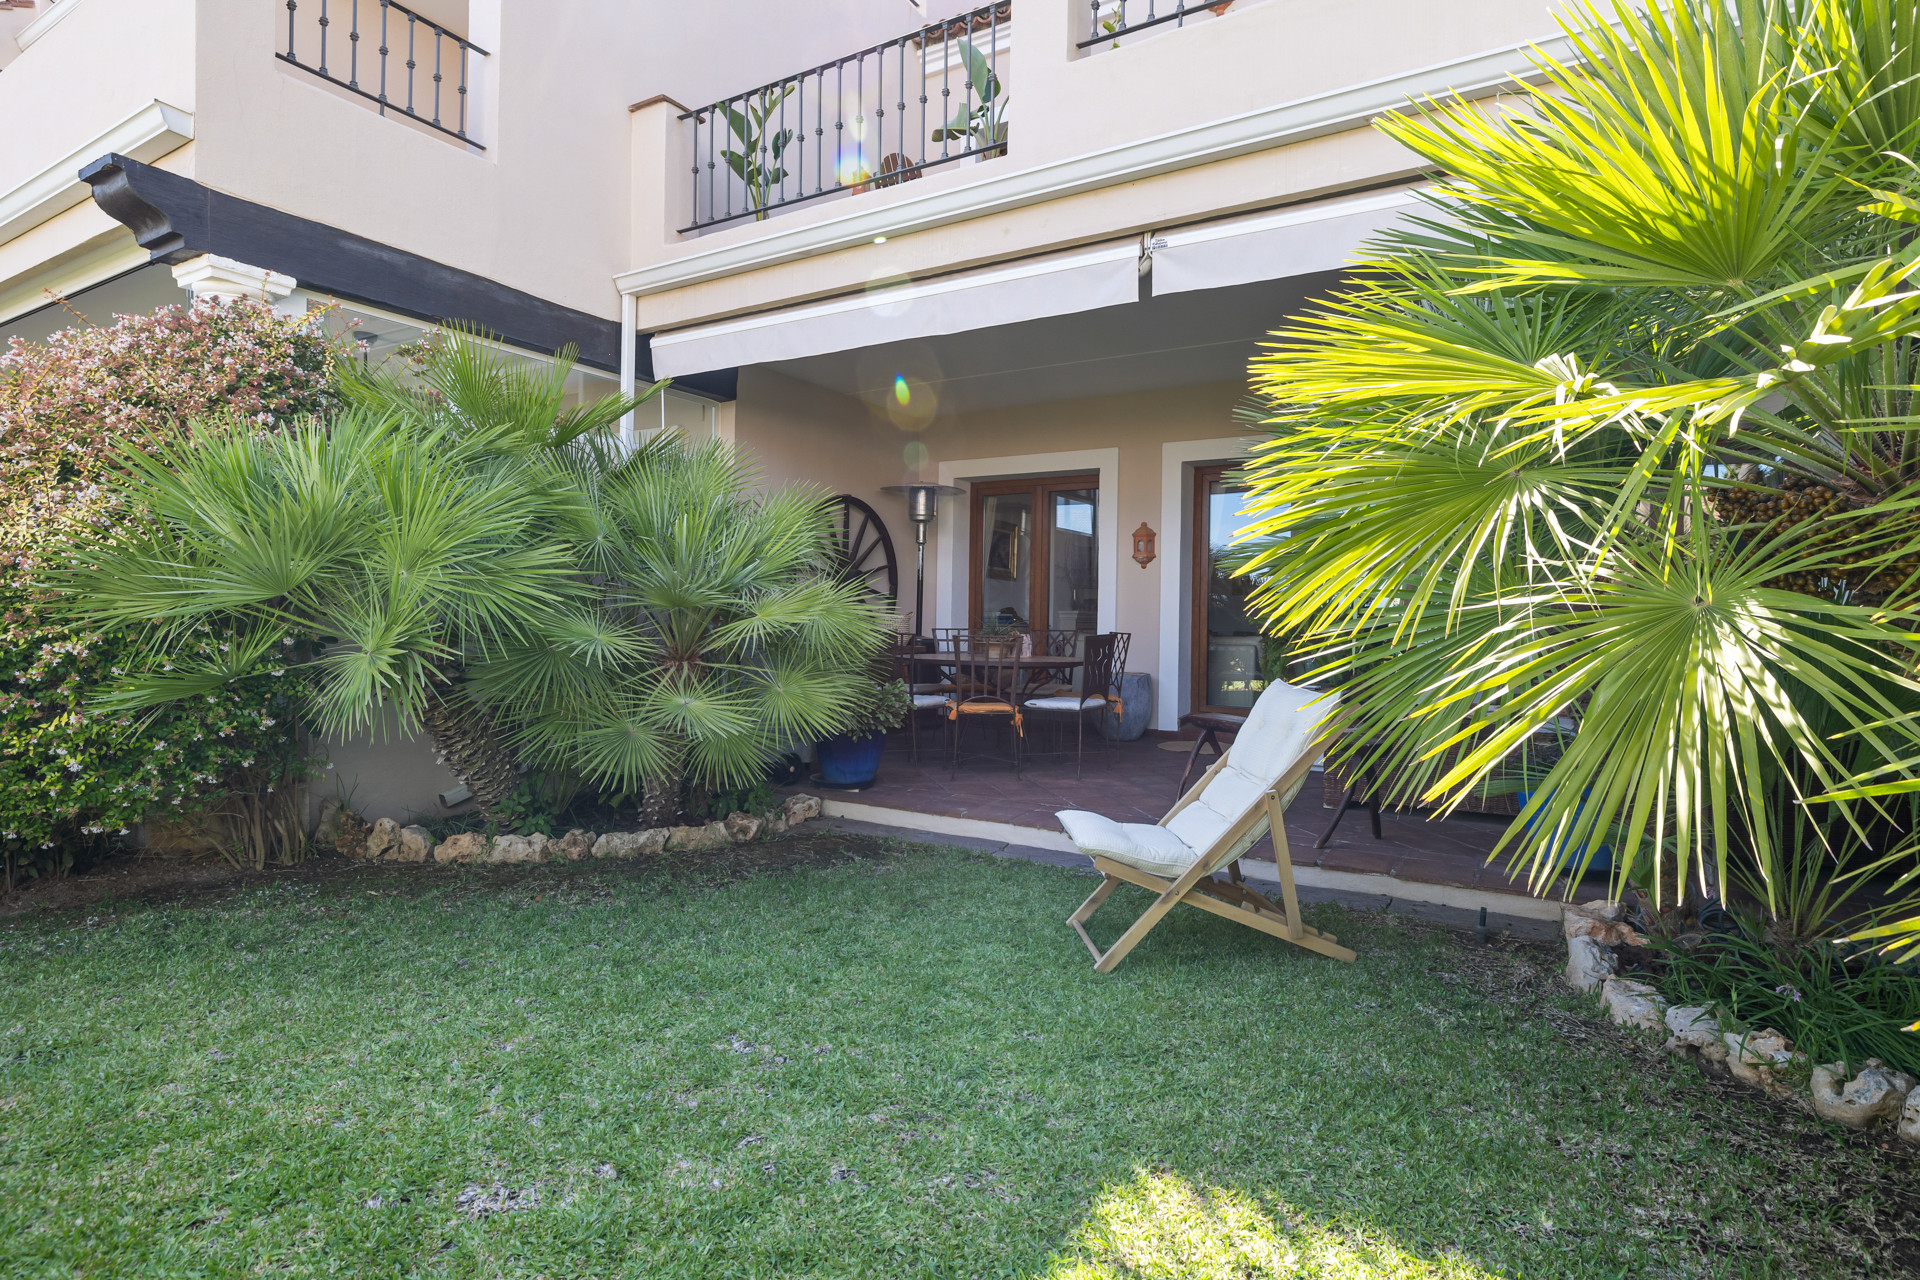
[[894, 375, 911, 406]]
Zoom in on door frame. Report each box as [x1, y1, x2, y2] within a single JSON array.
[[1190, 462, 1261, 718], [967, 472, 1101, 630], [1156, 438, 1253, 731], [932, 448, 1120, 637]]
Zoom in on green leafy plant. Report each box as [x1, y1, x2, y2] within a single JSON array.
[[57, 331, 659, 825], [0, 298, 333, 881], [721, 86, 795, 219], [1234, 0, 1920, 956], [471, 435, 890, 828], [839, 677, 911, 742], [930, 38, 1008, 157], [1655, 926, 1920, 1075]]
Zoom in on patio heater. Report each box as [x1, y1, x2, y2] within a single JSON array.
[[881, 482, 963, 637]]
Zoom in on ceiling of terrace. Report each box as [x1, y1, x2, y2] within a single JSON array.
[[760, 268, 1344, 416]]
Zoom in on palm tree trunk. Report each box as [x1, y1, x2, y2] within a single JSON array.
[[419, 682, 521, 821], [640, 741, 687, 829]]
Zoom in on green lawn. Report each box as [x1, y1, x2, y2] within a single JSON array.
[[0, 837, 1910, 1278]]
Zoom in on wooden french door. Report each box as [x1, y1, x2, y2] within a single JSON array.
[[968, 474, 1100, 631], [1191, 463, 1271, 715]]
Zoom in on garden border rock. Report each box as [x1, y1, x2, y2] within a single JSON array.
[[1561, 898, 1920, 1146], [339, 792, 828, 870]]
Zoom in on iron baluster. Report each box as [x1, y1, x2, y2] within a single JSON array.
[[457, 43, 468, 137], [939, 17, 950, 159], [377, 0, 389, 112], [405, 16, 416, 117], [814, 68, 825, 194], [432, 29, 443, 127], [287, 0, 297, 59], [318, 0, 329, 76], [348, 0, 359, 89]]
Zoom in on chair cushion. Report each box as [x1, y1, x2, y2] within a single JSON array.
[[1024, 695, 1106, 711], [1164, 680, 1334, 854], [911, 693, 950, 710], [1056, 810, 1197, 878]]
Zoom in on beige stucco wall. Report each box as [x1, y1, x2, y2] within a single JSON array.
[[0, 0, 195, 197], [625, 0, 1562, 329], [730, 371, 1256, 726]]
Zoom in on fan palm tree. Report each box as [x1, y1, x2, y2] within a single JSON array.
[[1236, 0, 1920, 953], [468, 435, 890, 827], [57, 332, 662, 822], [51, 411, 581, 820]]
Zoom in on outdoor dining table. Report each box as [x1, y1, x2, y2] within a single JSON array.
[[911, 651, 1084, 696]]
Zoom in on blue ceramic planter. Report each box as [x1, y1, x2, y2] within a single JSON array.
[[815, 733, 884, 788], [1516, 790, 1614, 873]]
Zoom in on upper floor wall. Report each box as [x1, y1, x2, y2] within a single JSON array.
[[620, 0, 1564, 330]]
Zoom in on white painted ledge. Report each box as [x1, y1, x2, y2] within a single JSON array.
[[0, 99, 194, 246], [614, 32, 1568, 299], [17, 0, 89, 50], [821, 797, 1567, 921]]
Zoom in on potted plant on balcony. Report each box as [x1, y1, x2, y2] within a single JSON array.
[[931, 38, 1008, 160], [814, 676, 912, 790], [720, 84, 795, 220]]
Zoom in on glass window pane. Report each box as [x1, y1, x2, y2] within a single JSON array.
[[979, 493, 1033, 628], [1048, 489, 1098, 633], [1204, 481, 1265, 708]]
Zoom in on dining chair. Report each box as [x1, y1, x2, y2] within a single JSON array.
[[1021, 631, 1127, 777], [892, 633, 951, 763], [947, 643, 1024, 778]]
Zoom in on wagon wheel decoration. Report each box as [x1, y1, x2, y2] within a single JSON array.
[[823, 494, 899, 609]]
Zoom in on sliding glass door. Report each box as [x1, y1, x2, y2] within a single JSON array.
[[969, 474, 1099, 632]]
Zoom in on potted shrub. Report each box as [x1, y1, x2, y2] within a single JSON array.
[[814, 677, 912, 790]]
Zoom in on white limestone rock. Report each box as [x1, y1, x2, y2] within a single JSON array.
[[1664, 1005, 1722, 1047], [1899, 1085, 1920, 1145], [363, 817, 401, 861], [489, 833, 550, 864], [1810, 1060, 1918, 1130], [394, 824, 433, 862], [782, 793, 822, 825], [1564, 935, 1618, 992], [591, 829, 670, 859], [553, 828, 596, 861], [723, 811, 763, 843], [1601, 977, 1669, 1031], [434, 831, 489, 863], [1724, 1028, 1799, 1095], [668, 822, 732, 851]]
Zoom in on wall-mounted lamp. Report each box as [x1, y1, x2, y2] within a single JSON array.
[[1131, 522, 1158, 568], [881, 482, 965, 635]]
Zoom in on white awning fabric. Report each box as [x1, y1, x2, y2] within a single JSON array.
[[1148, 188, 1425, 297], [647, 242, 1142, 377]]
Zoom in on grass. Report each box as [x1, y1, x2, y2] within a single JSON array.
[[0, 837, 1914, 1278]]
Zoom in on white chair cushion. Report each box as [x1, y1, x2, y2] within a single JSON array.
[[1024, 695, 1106, 711], [1056, 810, 1197, 878], [1161, 680, 1334, 857], [911, 693, 951, 710]]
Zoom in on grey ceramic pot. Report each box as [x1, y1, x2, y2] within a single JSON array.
[[1102, 672, 1153, 741]]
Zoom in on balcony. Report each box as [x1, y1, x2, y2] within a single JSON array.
[[277, 0, 487, 148], [1078, 0, 1240, 52], [678, 2, 1011, 233]]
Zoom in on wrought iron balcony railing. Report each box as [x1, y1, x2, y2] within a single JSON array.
[[1078, 0, 1230, 50], [278, 0, 487, 147], [679, 2, 1010, 233]]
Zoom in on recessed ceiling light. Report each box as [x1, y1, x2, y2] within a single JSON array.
[[873, 236, 887, 244]]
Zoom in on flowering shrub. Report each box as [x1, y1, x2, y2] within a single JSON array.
[[0, 298, 335, 883], [0, 296, 333, 559]]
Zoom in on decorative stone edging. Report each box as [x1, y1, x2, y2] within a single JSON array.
[[318, 794, 826, 869], [1562, 900, 1920, 1145]]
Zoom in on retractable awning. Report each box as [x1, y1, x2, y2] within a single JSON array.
[[646, 241, 1142, 378], [1148, 187, 1424, 297]]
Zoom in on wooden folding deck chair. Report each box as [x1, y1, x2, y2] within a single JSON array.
[[1056, 679, 1356, 971]]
